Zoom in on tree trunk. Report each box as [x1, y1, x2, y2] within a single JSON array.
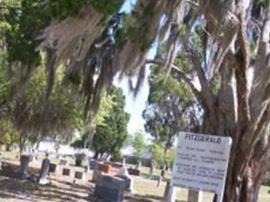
[[224, 161, 265, 202]]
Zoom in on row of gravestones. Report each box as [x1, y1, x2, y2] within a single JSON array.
[[50, 164, 85, 180], [18, 154, 85, 184]]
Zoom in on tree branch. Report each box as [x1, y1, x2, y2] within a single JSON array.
[[250, 2, 270, 122], [145, 59, 205, 106], [234, 10, 251, 126]]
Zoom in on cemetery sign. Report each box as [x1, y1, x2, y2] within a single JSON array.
[[171, 132, 232, 202]]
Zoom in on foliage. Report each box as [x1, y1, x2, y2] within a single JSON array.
[[0, 50, 83, 147], [0, 119, 19, 145], [132, 130, 147, 157], [70, 91, 115, 149], [151, 142, 176, 169], [92, 86, 129, 159], [143, 65, 199, 150]]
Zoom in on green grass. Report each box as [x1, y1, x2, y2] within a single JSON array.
[[133, 165, 270, 202]]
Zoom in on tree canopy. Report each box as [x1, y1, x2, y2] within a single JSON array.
[[91, 86, 129, 160], [143, 64, 199, 151], [1, 1, 270, 201]]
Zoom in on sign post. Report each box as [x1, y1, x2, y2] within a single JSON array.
[[169, 132, 232, 202]]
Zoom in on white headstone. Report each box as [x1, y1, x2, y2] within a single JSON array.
[[171, 132, 232, 202]]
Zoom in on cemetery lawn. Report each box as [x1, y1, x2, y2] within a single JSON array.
[[0, 151, 269, 202]]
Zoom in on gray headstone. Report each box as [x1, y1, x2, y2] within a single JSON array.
[[62, 168, 71, 176], [94, 175, 126, 202], [18, 155, 30, 179], [59, 159, 68, 166], [74, 171, 84, 180], [49, 163, 58, 173], [89, 159, 97, 170], [39, 158, 50, 181]]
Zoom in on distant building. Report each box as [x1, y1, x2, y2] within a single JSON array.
[[121, 146, 151, 167]]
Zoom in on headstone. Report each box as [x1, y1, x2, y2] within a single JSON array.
[[18, 155, 30, 179], [92, 169, 102, 182], [38, 157, 50, 185], [74, 171, 85, 180], [127, 168, 140, 176], [98, 163, 110, 173], [135, 160, 142, 169], [89, 159, 97, 170], [94, 174, 126, 202], [59, 159, 68, 166], [62, 168, 71, 176], [75, 153, 86, 167], [49, 163, 58, 173]]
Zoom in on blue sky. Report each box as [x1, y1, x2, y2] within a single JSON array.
[[114, 45, 157, 135], [114, 0, 157, 135]]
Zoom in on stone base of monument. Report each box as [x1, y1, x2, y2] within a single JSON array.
[[49, 163, 58, 173], [74, 171, 84, 180], [62, 168, 71, 176], [94, 174, 126, 202]]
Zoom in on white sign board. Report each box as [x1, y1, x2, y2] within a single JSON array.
[[171, 132, 232, 202]]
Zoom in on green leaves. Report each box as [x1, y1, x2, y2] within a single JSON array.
[[92, 86, 129, 158], [151, 142, 176, 169], [132, 130, 147, 157], [91, 0, 124, 15]]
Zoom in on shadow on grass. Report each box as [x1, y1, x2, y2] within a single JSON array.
[[0, 162, 91, 202]]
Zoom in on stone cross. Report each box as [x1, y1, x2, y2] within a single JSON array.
[[18, 155, 30, 179]]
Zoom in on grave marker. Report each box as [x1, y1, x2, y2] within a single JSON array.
[[75, 171, 85, 180], [62, 168, 71, 176], [18, 155, 30, 179], [49, 163, 58, 173], [169, 132, 232, 202], [38, 155, 50, 185], [94, 174, 126, 202]]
